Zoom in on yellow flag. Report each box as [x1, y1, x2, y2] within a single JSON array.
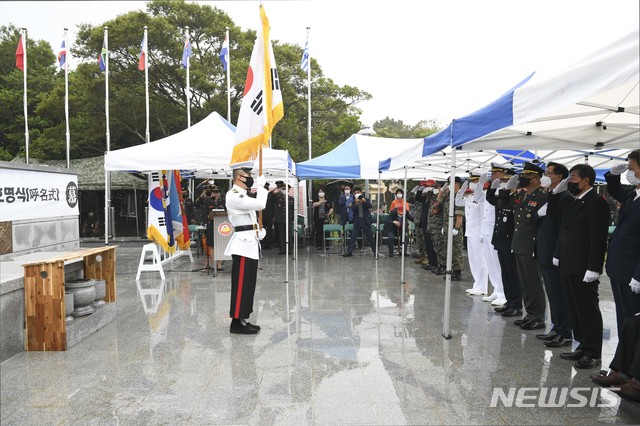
[[230, 5, 284, 167]]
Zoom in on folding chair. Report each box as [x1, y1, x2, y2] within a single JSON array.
[[322, 224, 344, 254]]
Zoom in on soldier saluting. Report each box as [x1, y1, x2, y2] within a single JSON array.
[[224, 168, 267, 334]]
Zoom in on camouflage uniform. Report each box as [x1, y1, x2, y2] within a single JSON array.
[[441, 191, 465, 272], [411, 196, 425, 256], [427, 194, 445, 269]]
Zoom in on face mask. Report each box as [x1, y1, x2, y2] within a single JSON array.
[[318, 192, 325, 197], [281, 189, 287, 195], [344, 190, 350, 196], [567, 181, 582, 196], [517, 176, 531, 188], [242, 176, 254, 188], [540, 176, 552, 188], [627, 169, 640, 186], [396, 193, 403, 199]]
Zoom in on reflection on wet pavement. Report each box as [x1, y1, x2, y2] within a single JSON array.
[[1, 245, 639, 424]]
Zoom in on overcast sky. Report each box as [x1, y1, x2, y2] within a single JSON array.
[[2, 0, 639, 128]]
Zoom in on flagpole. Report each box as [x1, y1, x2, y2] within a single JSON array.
[[305, 27, 312, 240], [104, 26, 111, 246], [185, 26, 191, 128], [64, 28, 70, 169], [225, 26, 231, 122], [21, 28, 29, 164], [104, 27, 110, 152], [144, 26, 150, 143]]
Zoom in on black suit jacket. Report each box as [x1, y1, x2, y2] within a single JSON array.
[[536, 205, 561, 267], [605, 172, 640, 283], [549, 188, 610, 276], [353, 198, 373, 226], [486, 187, 515, 252]]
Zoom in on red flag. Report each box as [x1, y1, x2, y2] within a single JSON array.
[[15, 35, 24, 71]]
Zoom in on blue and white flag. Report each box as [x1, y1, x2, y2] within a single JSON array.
[[219, 32, 229, 71], [300, 38, 309, 72], [181, 38, 191, 69]]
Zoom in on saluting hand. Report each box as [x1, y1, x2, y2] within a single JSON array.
[[552, 177, 569, 194]]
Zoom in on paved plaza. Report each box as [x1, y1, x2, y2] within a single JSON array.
[[1, 243, 639, 425]]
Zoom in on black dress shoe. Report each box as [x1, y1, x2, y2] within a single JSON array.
[[501, 309, 522, 317], [544, 335, 572, 348], [521, 320, 546, 330], [591, 371, 627, 388], [560, 349, 585, 360], [493, 305, 509, 313], [435, 267, 446, 275], [575, 356, 601, 369], [513, 317, 531, 326], [342, 252, 353, 257], [230, 319, 259, 334], [244, 321, 260, 331], [536, 331, 558, 341]]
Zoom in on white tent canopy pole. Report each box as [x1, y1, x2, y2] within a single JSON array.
[[442, 148, 456, 339]]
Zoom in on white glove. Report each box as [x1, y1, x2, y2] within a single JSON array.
[[256, 175, 266, 188], [479, 173, 489, 187], [411, 185, 419, 194], [423, 187, 433, 193], [552, 177, 568, 194], [610, 164, 628, 176], [258, 228, 266, 240], [505, 174, 519, 190], [459, 180, 469, 194], [537, 203, 548, 217], [583, 270, 600, 283], [491, 179, 501, 190], [442, 182, 450, 192], [452, 228, 459, 236], [552, 257, 559, 267], [630, 278, 640, 294], [441, 228, 445, 235]]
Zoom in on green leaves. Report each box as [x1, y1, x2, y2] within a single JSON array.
[[0, 1, 376, 164]]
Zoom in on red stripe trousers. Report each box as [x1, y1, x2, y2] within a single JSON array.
[[230, 255, 258, 319]]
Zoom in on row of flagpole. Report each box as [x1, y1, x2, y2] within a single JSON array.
[[15, 9, 312, 244]]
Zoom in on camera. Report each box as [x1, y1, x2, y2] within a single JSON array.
[[357, 194, 364, 200]]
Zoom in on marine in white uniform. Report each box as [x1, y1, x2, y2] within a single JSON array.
[[455, 169, 488, 295], [479, 170, 506, 306], [224, 168, 267, 334]]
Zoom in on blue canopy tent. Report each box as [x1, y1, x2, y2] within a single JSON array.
[[377, 23, 639, 339]]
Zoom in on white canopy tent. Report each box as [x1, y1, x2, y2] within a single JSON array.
[[104, 111, 295, 177], [104, 111, 299, 281], [378, 23, 639, 339]]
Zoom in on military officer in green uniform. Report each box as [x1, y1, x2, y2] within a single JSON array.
[[511, 162, 548, 330]]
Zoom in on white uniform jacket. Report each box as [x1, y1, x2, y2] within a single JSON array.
[[224, 184, 268, 260], [455, 184, 484, 239]]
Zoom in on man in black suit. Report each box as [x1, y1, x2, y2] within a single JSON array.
[[549, 164, 610, 369], [343, 187, 377, 257], [535, 162, 573, 348], [605, 149, 640, 339]]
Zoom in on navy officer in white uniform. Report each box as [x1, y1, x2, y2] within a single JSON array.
[[224, 167, 267, 334]]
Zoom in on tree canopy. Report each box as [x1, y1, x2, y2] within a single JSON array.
[[1, 1, 440, 165]]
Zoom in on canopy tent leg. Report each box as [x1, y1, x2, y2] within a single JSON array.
[[442, 148, 456, 340], [375, 172, 381, 259], [400, 167, 408, 284]]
